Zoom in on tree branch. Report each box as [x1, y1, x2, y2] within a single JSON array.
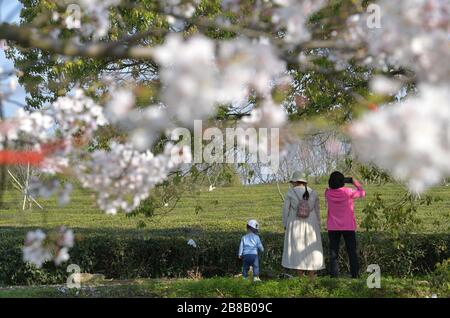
[[0, 23, 156, 60], [1, 19, 356, 62]]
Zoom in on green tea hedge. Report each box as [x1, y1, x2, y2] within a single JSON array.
[[0, 231, 449, 286]]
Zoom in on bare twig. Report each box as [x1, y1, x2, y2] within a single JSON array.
[[276, 180, 285, 202]]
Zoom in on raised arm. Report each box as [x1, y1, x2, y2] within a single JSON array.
[[350, 179, 366, 199]]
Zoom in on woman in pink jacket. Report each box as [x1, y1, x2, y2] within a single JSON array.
[[325, 171, 365, 278]]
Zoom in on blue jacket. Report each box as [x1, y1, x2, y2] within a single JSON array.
[[238, 232, 264, 256]]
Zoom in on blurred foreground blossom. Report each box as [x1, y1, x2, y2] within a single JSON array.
[[75, 142, 189, 214], [1, 89, 186, 214], [345, 0, 450, 83], [370, 76, 403, 96], [23, 227, 74, 268], [350, 85, 450, 193], [105, 89, 135, 123], [0, 109, 53, 148], [78, 0, 121, 38], [153, 34, 217, 126], [51, 89, 108, 142], [217, 37, 288, 102], [241, 99, 287, 128], [165, 143, 192, 168], [239, 99, 287, 157], [152, 34, 290, 127], [272, 0, 327, 44], [28, 178, 73, 206]]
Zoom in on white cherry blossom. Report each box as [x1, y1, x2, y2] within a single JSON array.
[[50, 89, 108, 143], [345, 0, 450, 83], [272, 0, 327, 44], [153, 34, 217, 126], [350, 85, 450, 193], [78, 0, 121, 38], [0, 108, 54, 149], [23, 227, 74, 268], [217, 38, 288, 102], [74, 141, 187, 214], [23, 230, 52, 268], [105, 89, 135, 123]]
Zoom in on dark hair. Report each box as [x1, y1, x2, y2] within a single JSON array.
[[329, 171, 345, 189], [301, 182, 309, 200], [292, 181, 309, 200], [247, 225, 258, 234]]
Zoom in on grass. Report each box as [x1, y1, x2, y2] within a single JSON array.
[[0, 182, 449, 297], [0, 276, 445, 298], [1, 182, 449, 239]]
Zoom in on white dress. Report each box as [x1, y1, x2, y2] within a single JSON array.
[[281, 186, 324, 270]]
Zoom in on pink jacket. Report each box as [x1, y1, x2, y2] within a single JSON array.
[[325, 180, 365, 231]]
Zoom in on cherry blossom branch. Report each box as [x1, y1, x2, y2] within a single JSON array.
[[0, 23, 156, 60], [0, 20, 353, 62]]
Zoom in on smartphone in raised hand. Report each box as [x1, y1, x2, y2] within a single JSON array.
[[344, 177, 353, 184]]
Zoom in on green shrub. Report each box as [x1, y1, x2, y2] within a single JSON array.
[[0, 232, 449, 286], [430, 258, 450, 292]]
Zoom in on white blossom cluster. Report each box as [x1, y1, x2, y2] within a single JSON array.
[[347, 0, 450, 192], [221, 0, 240, 13], [345, 0, 450, 83], [272, 0, 327, 44], [162, 0, 200, 17], [241, 99, 287, 129], [3, 87, 189, 213], [126, 106, 169, 151], [105, 90, 170, 150], [153, 34, 217, 127], [238, 98, 287, 155], [38, 157, 71, 175], [35, 89, 109, 174], [74, 141, 190, 214], [98, 34, 291, 152], [23, 227, 74, 268], [104, 89, 136, 124], [217, 37, 289, 102], [105, 88, 170, 150], [51, 89, 108, 141], [0, 90, 106, 176], [369, 75, 403, 96], [0, 108, 53, 150], [28, 177, 73, 206], [161, 0, 201, 29], [151, 34, 289, 127], [65, 0, 121, 38], [350, 85, 450, 193]]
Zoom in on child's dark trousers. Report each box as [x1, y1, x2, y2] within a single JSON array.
[[242, 254, 259, 277]]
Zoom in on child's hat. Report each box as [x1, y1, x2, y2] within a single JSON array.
[[247, 219, 259, 231]]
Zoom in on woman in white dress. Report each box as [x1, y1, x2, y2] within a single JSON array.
[[282, 171, 324, 277]]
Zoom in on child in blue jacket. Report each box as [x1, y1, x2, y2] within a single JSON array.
[[238, 219, 264, 281]]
